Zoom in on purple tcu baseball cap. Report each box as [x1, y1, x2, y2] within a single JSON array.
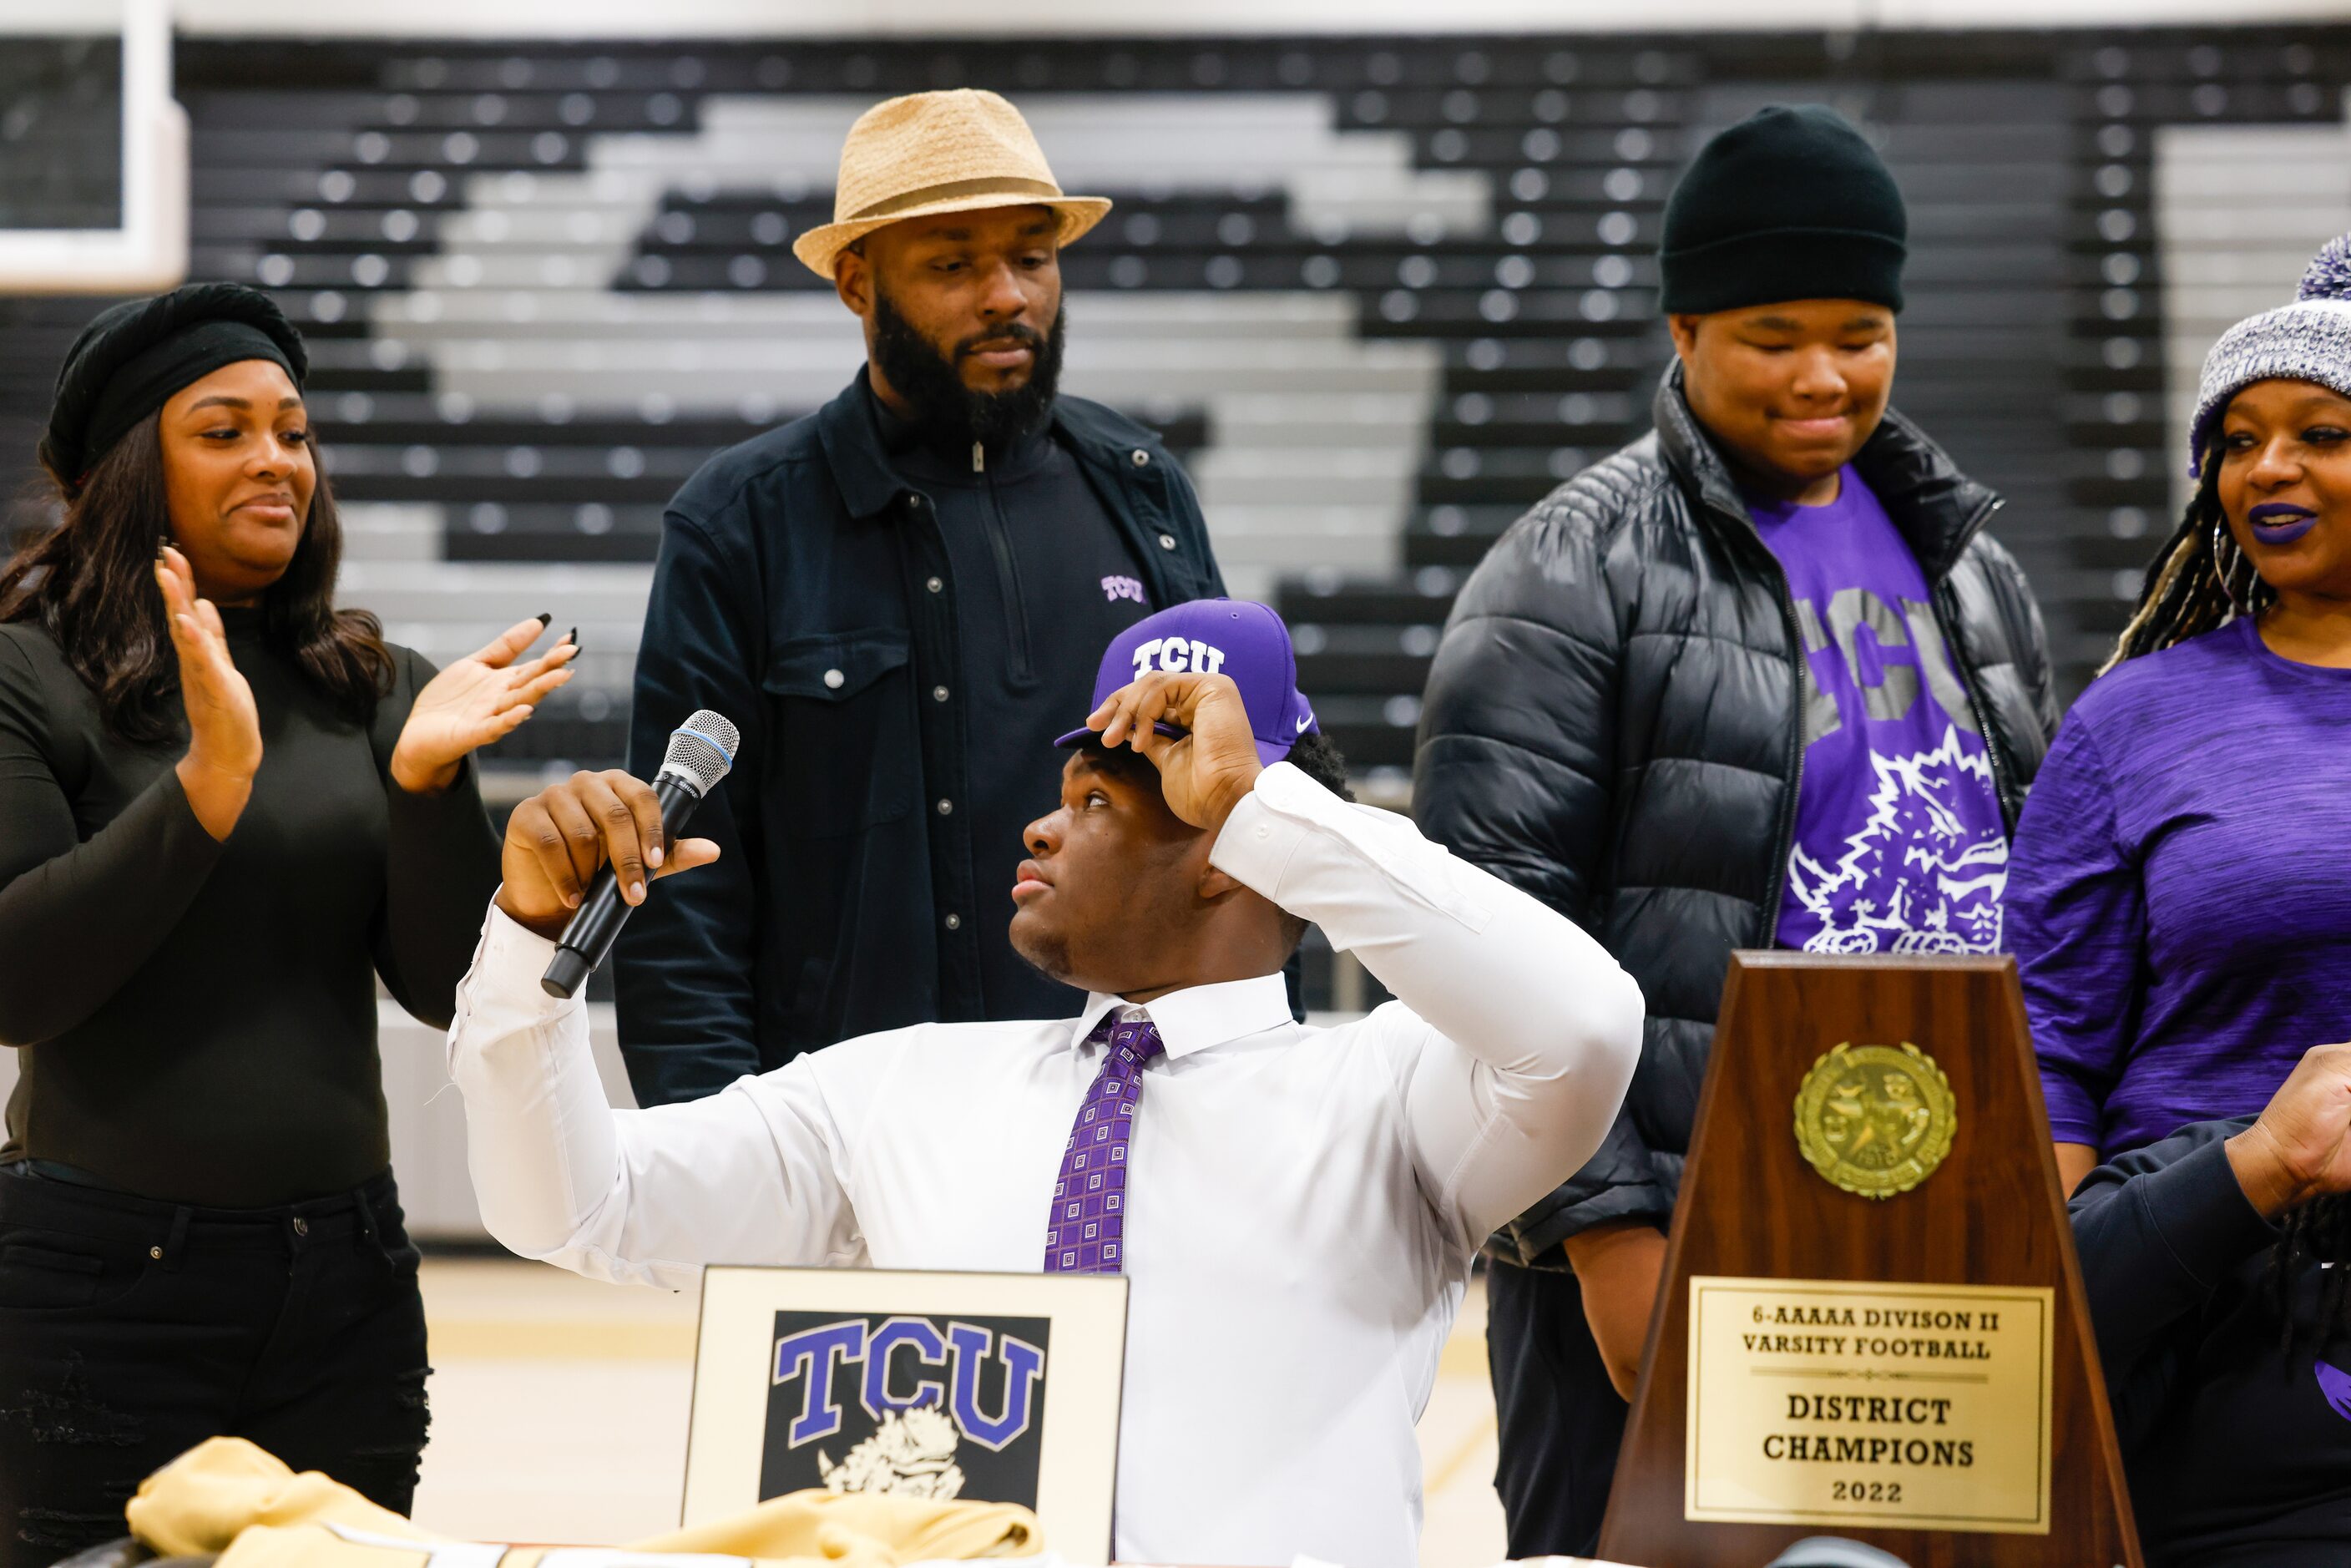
[[1056, 598, 1319, 767]]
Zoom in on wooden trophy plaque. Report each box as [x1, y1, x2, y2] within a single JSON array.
[[1596, 953, 2141, 1568]]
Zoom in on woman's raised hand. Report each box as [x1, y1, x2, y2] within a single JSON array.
[[388, 615, 578, 795], [156, 543, 260, 842]]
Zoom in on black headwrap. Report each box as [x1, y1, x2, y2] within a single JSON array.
[[39, 282, 308, 493]]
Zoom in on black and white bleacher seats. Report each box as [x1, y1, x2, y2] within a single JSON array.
[[1, 27, 2343, 788]]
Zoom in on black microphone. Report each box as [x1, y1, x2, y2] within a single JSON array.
[[540, 709, 740, 999]]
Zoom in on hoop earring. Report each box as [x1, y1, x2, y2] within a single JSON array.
[[2211, 520, 2251, 614]]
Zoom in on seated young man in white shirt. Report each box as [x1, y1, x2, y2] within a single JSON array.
[[447, 599, 1644, 1568]]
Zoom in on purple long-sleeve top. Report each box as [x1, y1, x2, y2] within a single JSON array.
[[2010, 616, 2351, 1156]]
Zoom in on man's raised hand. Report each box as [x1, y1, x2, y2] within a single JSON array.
[[1087, 670, 1263, 833], [495, 769, 720, 939], [2227, 1042, 2351, 1219]]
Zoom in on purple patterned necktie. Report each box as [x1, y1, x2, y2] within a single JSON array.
[[1044, 1010, 1163, 1274]]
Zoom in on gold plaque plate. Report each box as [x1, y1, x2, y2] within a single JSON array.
[[1686, 1277, 2055, 1533], [1793, 1042, 1956, 1199]]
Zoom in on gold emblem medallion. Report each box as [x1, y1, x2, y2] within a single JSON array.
[[1792, 1041, 1956, 1198]]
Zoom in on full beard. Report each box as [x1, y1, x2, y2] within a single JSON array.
[[870, 286, 1066, 450]]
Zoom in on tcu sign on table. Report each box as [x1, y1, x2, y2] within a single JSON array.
[[764, 1313, 1049, 1503], [684, 1267, 1127, 1561]]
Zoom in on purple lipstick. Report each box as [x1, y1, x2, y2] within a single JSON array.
[[2247, 501, 2320, 545]]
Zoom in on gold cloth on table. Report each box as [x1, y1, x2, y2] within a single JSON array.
[[127, 1438, 1041, 1568]]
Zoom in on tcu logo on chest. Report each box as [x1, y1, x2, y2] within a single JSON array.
[[1130, 637, 1227, 680]]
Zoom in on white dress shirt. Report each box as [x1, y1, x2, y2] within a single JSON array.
[[447, 762, 1642, 1568]]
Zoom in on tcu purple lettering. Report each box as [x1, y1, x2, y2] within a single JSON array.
[[1129, 637, 1228, 680], [771, 1317, 1045, 1452]]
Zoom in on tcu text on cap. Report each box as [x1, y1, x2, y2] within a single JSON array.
[[1130, 638, 1228, 680]]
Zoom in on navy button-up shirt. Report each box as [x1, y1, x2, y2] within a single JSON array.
[[615, 372, 1225, 1108]]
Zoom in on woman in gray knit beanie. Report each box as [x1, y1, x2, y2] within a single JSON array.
[[2109, 230, 2351, 664], [2002, 235, 2351, 1562], [2010, 227, 2351, 1186]]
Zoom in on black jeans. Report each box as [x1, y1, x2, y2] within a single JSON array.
[[1485, 1256, 1629, 1559], [0, 1167, 429, 1568]]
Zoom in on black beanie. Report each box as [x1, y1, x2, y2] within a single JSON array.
[[1658, 104, 1907, 316], [40, 281, 307, 492]]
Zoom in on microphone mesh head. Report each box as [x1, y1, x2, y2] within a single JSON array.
[[660, 710, 739, 796]]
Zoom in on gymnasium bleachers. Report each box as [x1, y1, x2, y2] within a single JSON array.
[[2, 28, 2346, 799]]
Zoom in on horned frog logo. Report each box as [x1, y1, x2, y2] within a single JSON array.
[[1792, 1042, 1957, 1199], [816, 1405, 967, 1499], [1784, 726, 2006, 957]]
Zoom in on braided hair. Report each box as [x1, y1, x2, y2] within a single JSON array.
[[2101, 449, 2276, 672], [2273, 1194, 2351, 1355]]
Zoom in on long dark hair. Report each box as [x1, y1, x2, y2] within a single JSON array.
[[2273, 1196, 2351, 1354], [2102, 448, 2278, 670], [0, 413, 393, 744]]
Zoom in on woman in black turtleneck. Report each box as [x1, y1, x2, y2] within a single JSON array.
[[0, 284, 574, 1566]]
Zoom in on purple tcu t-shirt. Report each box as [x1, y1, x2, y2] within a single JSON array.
[[1749, 466, 2009, 955]]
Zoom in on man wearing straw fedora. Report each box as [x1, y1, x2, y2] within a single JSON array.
[[616, 90, 1228, 1109]]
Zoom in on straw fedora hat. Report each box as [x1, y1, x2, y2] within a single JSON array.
[[791, 90, 1111, 279]]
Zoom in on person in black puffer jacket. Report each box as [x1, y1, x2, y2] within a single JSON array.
[[1413, 105, 2059, 1556]]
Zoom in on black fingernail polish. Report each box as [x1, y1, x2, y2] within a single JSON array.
[[565, 627, 579, 651], [536, 611, 552, 627]]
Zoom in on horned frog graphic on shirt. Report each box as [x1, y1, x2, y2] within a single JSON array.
[[817, 1405, 968, 1499], [1785, 725, 2007, 955]]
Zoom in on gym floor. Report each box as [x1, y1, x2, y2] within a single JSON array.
[[407, 1258, 1508, 1565]]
